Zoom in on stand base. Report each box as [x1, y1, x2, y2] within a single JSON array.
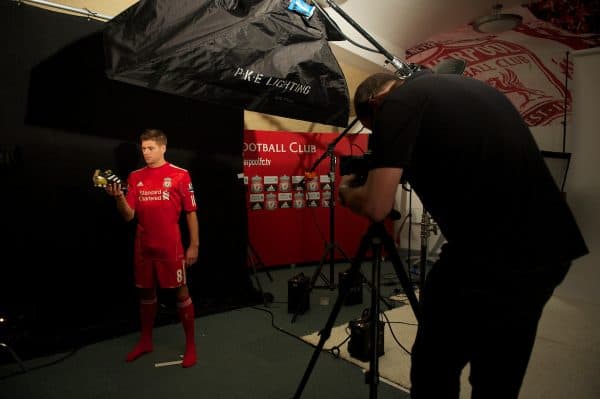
[[310, 241, 351, 291], [0, 342, 27, 372]]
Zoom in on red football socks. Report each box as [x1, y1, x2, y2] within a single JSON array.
[[126, 295, 196, 366], [126, 297, 157, 362], [177, 296, 196, 367]]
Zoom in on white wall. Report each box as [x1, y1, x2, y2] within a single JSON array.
[[530, 124, 565, 152], [556, 48, 600, 302]]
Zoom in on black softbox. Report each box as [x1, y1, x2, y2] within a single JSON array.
[[103, 0, 349, 127]]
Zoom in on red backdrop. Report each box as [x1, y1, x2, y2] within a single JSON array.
[[243, 130, 372, 267]]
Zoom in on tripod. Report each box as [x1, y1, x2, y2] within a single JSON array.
[[293, 222, 421, 399]]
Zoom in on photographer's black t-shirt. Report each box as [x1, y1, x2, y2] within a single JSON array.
[[369, 70, 587, 270]]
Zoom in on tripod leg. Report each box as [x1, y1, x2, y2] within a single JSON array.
[[247, 246, 273, 306], [360, 272, 395, 311], [291, 244, 333, 324], [310, 240, 354, 291], [293, 225, 374, 399], [290, 244, 331, 323], [248, 242, 273, 282], [367, 235, 383, 398], [376, 223, 421, 322], [332, 241, 352, 264], [309, 243, 332, 289], [295, 240, 354, 323]]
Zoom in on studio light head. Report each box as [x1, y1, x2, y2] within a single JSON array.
[[287, 0, 315, 18]]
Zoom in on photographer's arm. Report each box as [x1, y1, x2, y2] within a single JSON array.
[[339, 167, 403, 222]]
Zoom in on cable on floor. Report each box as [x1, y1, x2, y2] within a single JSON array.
[[250, 306, 351, 359]]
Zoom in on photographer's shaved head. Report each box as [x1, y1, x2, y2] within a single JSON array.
[[354, 73, 401, 128]]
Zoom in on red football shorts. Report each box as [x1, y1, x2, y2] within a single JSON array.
[[134, 240, 187, 289]]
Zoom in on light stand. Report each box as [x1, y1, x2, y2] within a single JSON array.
[[306, 117, 360, 291], [293, 1, 421, 397], [290, 118, 359, 323], [402, 183, 416, 285], [302, 0, 422, 294], [418, 210, 437, 296], [404, 193, 442, 296]]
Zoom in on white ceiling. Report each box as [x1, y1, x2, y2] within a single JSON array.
[[324, 0, 528, 71], [338, 0, 527, 49], [24, 0, 530, 70]]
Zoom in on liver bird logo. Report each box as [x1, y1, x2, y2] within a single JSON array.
[[486, 69, 551, 108]]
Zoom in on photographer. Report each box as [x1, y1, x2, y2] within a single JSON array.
[[338, 71, 587, 399]]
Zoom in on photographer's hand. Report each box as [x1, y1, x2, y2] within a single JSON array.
[[338, 167, 404, 222], [340, 174, 357, 188], [338, 174, 358, 208]]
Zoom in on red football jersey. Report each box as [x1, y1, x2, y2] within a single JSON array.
[[126, 163, 197, 259]]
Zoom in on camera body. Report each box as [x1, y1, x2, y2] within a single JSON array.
[[339, 153, 373, 187]]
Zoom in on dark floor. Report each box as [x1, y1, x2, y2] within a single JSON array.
[[0, 260, 417, 399]]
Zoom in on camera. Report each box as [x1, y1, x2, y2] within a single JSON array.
[[339, 152, 373, 187]]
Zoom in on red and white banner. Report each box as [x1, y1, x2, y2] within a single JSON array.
[[406, 6, 600, 127], [243, 130, 373, 267]]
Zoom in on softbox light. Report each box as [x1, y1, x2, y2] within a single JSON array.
[[103, 0, 350, 127]]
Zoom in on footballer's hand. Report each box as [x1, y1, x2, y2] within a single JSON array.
[[105, 182, 125, 198], [185, 246, 199, 267]]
